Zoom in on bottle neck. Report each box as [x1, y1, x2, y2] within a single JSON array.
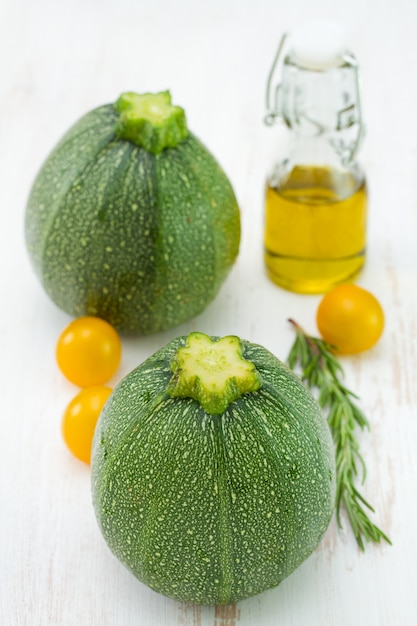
[[287, 132, 348, 169], [277, 57, 364, 169]]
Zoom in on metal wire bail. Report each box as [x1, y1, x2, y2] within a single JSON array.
[[339, 53, 365, 164], [264, 33, 288, 126]]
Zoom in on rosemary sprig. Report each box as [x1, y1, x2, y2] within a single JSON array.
[[287, 318, 391, 551]]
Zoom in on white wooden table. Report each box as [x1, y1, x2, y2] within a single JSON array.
[[1, 0, 416, 624]]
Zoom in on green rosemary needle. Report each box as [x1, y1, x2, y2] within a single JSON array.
[[287, 318, 391, 551]]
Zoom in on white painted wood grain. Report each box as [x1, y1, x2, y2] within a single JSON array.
[[1, 0, 417, 624]]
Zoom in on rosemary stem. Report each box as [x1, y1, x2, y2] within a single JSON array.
[[287, 319, 391, 550]]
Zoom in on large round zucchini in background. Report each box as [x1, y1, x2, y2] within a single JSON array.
[[91, 332, 336, 605], [25, 92, 240, 335]]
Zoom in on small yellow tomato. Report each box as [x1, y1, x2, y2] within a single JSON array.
[[62, 386, 112, 464], [56, 316, 122, 387], [316, 283, 384, 355]]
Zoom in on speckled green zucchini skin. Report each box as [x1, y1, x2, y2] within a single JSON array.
[[91, 336, 336, 605], [25, 103, 240, 335]]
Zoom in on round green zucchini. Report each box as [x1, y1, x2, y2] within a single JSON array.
[[25, 92, 240, 335], [91, 332, 336, 605]]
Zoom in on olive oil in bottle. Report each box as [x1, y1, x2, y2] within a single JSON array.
[[264, 165, 367, 293], [264, 20, 367, 293]]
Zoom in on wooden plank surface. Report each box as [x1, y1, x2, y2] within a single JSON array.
[[1, 1, 417, 624]]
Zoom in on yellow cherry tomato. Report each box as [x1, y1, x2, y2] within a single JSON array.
[[62, 386, 112, 464], [56, 316, 122, 387], [316, 284, 384, 355]]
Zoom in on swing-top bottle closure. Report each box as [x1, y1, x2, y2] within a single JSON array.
[[264, 19, 365, 166]]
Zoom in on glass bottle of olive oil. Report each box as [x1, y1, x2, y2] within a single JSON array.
[[264, 20, 367, 294]]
